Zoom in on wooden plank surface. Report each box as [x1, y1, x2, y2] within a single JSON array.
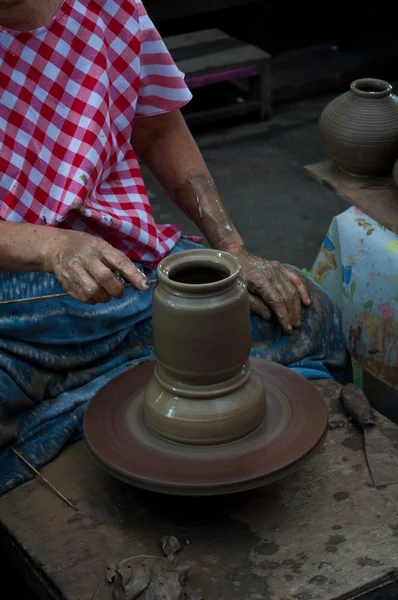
[[305, 160, 398, 235], [1, 378, 398, 600], [165, 29, 270, 77], [175, 50, 269, 79]]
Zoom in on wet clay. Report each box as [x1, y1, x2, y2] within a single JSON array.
[[319, 78, 398, 176], [84, 358, 329, 496], [143, 249, 266, 445], [173, 173, 242, 255]]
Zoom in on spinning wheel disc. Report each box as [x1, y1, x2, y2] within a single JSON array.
[[84, 358, 328, 496]]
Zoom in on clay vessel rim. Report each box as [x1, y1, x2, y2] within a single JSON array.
[[350, 78, 392, 98], [156, 248, 241, 292]]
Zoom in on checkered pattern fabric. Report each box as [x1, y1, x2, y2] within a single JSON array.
[[0, 0, 192, 266]]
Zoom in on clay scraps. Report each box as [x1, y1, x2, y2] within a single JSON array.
[[93, 536, 203, 600]]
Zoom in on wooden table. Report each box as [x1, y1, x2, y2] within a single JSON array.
[[304, 160, 398, 235], [1, 378, 398, 600]]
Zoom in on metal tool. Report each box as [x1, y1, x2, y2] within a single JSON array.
[[340, 383, 398, 488]]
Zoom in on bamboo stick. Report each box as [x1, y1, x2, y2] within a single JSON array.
[[11, 448, 77, 511]]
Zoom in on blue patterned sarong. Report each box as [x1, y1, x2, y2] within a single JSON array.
[[0, 239, 346, 495]]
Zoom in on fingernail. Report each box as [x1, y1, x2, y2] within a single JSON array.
[[287, 325, 293, 332], [141, 279, 150, 290]]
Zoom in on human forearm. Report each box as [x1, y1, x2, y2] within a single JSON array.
[[0, 221, 57, 271], [131, 110, 244, 254]]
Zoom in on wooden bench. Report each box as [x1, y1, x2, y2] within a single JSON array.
[[164, 28, 272, 124]]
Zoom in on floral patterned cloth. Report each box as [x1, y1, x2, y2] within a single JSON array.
[[311, 206, 398, 390]]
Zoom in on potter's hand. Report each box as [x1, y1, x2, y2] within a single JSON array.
[[234, 249, 311, 334], [45, 230, 150, 304]]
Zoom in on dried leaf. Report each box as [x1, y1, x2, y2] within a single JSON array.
[[145, 568, 183, 600], [109, 552, 188, 600], [183, 587, 204, 600], [124, 563, 151, 600], [176, 563, 191, 579], [112, 567, 132, 600], [159, 536, 181, 558], [106, 565, 117, 583]]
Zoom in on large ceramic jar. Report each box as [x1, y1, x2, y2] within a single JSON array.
[[319, 78, 398, 176], [143, 248, 266, 445]]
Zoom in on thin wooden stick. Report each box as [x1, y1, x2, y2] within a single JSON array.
[[11, 448, 77, 511], [0, 291, 70, 305], [0, 280, 157, 306]]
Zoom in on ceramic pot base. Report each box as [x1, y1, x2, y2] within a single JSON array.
[[84, 358, 328, 496], [143, 362, 266, 445]]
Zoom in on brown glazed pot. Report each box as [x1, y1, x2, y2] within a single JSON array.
[[143, 249, 266, 445], [319, 78, 398, 176], [393, 159, 398, 188]]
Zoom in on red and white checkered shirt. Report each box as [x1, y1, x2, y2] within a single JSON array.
[[0, 0, 192, 266]]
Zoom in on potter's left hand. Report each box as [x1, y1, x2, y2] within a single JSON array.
[[234, 249, 311, 334]]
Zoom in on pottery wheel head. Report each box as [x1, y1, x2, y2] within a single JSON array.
[[84, 359, 328, 496]]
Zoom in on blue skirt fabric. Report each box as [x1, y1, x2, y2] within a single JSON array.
[[0, 239, 346, 495]]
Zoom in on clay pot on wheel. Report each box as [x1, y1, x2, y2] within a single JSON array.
[[393, 159, 398, 188], [143, 249, 266, 445], [319, 78, 398, 176]]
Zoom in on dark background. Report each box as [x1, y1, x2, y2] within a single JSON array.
[[147, 0, 398, 60]]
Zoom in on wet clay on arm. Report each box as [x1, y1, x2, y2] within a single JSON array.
[[130, 110, 244, 255]]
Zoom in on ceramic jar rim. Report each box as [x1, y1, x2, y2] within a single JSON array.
[[156, 248, 241, 293], [350, 78, 392, 98]]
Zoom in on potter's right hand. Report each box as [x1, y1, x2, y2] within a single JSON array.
[[45, 230, 150, 304], [229, 249, 311, 334]]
